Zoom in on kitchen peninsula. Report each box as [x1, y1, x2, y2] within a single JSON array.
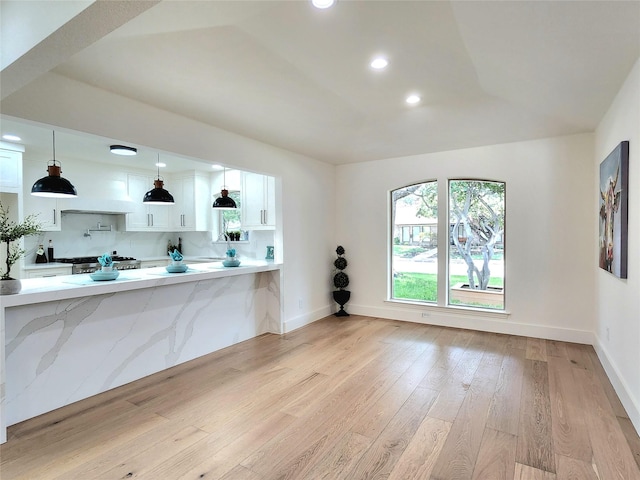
[[0, 260, 282, 443]]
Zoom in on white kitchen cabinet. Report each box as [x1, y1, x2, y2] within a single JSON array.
[[125, 173, 171, 231], [170, 173, 211, 231], [23, 195, 62, 231], [25, 266, 72, 278], [241, 172, 275, 230], [0, 147, 23, 194]]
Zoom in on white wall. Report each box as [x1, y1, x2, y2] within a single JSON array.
[[594, 57, 640, 431], [336, 133, 596, 343], [1, 72, 336, 330]]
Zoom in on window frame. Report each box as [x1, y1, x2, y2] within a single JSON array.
[[388, 177, 507, 313]]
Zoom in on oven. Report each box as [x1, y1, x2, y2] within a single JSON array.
[[56, 256, 141, 274]]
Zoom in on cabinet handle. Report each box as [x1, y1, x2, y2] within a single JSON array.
[[263, 209, 267, 225], [150, 213, 154, 226], [53, 208, 57, 225], [42, 274, 56, 277]]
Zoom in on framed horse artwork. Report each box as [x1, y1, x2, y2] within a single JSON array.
[[599, 141, 629, 279]]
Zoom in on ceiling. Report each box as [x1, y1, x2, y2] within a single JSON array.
[[1, 1, 639, 166]]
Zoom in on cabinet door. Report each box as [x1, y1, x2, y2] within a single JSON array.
[[241, 172, 267, 229], [0, 149, 22, 193], [25, 266, 72, 278], [140, 259, 166, 269], [23, 196, 61, 231], [241, 172, 275, 230], [147, 203, 170, 229], [126, 174, 171, 231], [263, 175, 276, 228], [171, 176, 195, 230], [126, 174, 152, 230]]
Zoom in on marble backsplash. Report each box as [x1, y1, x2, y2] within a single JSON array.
[[23, 212, 274, 263]]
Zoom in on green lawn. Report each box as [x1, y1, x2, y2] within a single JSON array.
[[393, 272, 503, 303]]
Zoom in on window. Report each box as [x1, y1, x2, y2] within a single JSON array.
[[216, 190, 243, 240], [448, 180, 505, 309], [391, 181, 438, 303], [390, 179, 505, 310]]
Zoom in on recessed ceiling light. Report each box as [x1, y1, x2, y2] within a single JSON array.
[[312, 0, 335, 9], [370, 57, 388, 70], [110, 144, 137, 156], [2, 134, 21, 142], [155, 162, 166, 168], [406, 94, 421, 105]]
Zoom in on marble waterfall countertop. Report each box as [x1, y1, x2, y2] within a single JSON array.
[[1, 259, 282, 443], [4, 260, 281, 308]]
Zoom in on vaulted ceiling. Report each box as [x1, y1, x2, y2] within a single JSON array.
[[2, 1, 639, 165]]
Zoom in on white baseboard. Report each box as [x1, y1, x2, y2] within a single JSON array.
[[284, 305, 332, 333], [593, 336, 640, 434], [348, 303, 594, 344]]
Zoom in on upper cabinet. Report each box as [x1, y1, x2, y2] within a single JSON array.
[[170, 172, 211, 231], [0, 145, 23, 194], [241, 172, 275, 230], [125, 173, 171, 231], [23, 196, 62, 231]]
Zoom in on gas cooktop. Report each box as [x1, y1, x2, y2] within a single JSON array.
[[56, 256, 137, 264]]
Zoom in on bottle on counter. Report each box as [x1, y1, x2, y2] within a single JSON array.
[[35, 244, 48, 263], [48, 239, 54, 262], [178, 237, 182, 254]]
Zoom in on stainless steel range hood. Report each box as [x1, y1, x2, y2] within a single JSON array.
[[59, 199, 135, 214]]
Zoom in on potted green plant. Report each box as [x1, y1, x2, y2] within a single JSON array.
[[1, 202, 43, 295], [332, 245, 350, 316]]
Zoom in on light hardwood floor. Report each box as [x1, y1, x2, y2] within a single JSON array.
[[1, 315, 639, 479]]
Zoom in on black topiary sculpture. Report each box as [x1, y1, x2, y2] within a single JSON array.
[[333, 245, 350, 316]]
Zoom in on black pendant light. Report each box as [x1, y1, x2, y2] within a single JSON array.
[[110, 145, 137, 156], [143, 155, 174, 204], [31, 131, 78, 198], [212, 167, 237, 209]]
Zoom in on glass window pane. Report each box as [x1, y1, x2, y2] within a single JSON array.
[[220, 190, 242, 235], [391, 181, 438, 303], [448, 180, 505, 309]]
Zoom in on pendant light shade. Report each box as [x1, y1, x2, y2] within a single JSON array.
[[110, 145, 137, 156], [31, 132, 77, 198], [143, 156, 174, 204], [212, 168, 237, 209]]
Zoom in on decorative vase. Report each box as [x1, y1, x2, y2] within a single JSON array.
[[101, 266, 113, 272], [0, 278, 22, 295], [223, 256, 241, 267], [333, 290, 350, 317]]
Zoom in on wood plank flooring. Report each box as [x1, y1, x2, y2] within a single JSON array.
[[1, 315, 639, 480]]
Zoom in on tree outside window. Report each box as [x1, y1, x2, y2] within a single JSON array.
[[218, 190, 241, 240], [448, 180, 504, 309], [391, 181, 438, 303], [390, 179, 505, 310]]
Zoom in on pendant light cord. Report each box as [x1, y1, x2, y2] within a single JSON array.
[[52, 131, 56, 165]]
